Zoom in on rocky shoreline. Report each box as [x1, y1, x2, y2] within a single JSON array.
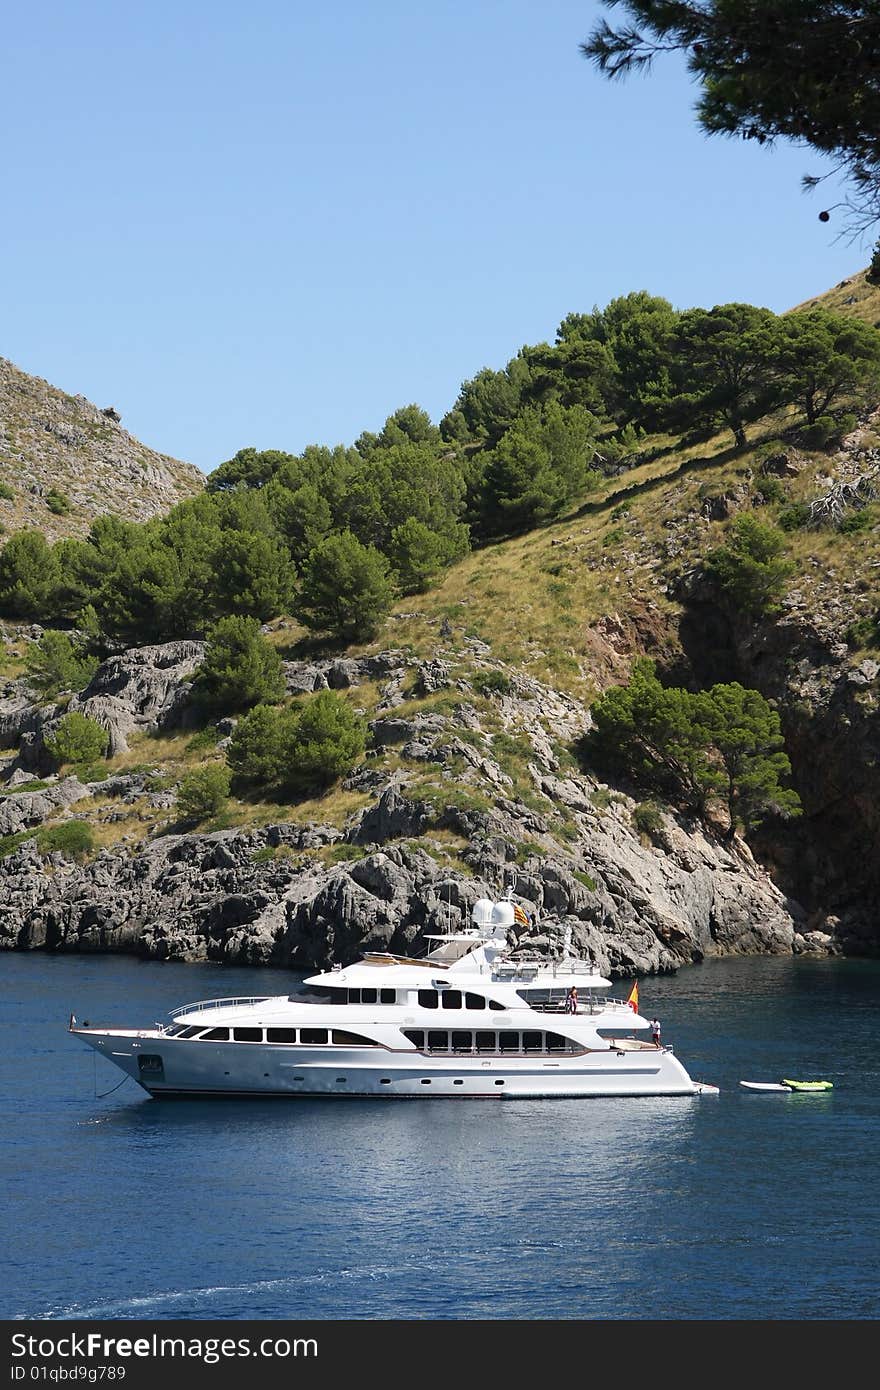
[[0, 630, 852, 977], [0, 812, 819, 975]]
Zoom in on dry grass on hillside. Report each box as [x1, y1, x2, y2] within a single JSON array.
[[790, 266, 880, 327]]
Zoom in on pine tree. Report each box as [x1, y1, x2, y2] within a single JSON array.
[[296, 531, 394, 642], [194, 616, 286, 714], [703, 514, 796, 617]]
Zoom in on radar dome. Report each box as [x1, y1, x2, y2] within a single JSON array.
[[491, 900, 515, 928], [471, 899, 496, 929]]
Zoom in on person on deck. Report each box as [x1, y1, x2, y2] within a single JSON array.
[[566, 986, 579, 1014], [651, 1018, 662, 1047]]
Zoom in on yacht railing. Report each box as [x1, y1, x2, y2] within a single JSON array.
[[170, 996, 271, 1019], [493, 959, 600, 980], [530, 999, 634, 1016]]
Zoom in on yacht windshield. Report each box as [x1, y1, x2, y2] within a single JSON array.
[[426, 939, 479, 964]]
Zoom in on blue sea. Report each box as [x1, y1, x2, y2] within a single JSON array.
[[2, 950, 879, 1321]]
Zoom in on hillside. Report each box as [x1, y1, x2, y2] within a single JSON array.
[[3, 269, 880, 972], [0, 356, 204, 541], [791, 265, 880, 325]]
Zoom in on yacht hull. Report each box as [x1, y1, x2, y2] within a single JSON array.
[[74, 1029, 702, 1099]]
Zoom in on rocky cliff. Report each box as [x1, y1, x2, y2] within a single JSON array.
[[0, 356, 204, 540], [0, 639, 811, 976]]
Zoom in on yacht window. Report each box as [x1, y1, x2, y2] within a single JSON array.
[[418, 990, 439, 1010], [292, 986, 345, 1004], [441, 990, 462, 1010], [178, 1026, 205, 1039], [267, 1028, 298, 1044], [164, 1025, 185, 1036], [380, 989, 396, 1005], [233, 1027, 263, 1042], [361, 988, 378, 1005], [546, 1032, 568, 1053], [516, 988, 566, 1009], [199, 1027, 230, 1041], [332, 1030, 380, 1046], [451, 1031, 472, 1052], [300, 1028, 328, 1045], [465, 993, 485, 1010], [427, 1031, 448, 1052], [403, 1030, 425, 1049], [499, 1032, 520, 1052], [347, 989, 361, 1004], [475, 1031, 497, 1053], [523, 1031, 544, 1053], [489, 1000, 506, 1011]]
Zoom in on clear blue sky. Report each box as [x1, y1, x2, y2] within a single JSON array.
[[3, 1, 872, 474]]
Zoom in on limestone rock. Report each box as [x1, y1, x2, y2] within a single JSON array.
[[0, 775, 92, 835], [66, 640, 205, 754]]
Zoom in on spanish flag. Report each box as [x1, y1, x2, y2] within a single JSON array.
[[626, 981, 639, 1012], [513, 902, 530, 927]]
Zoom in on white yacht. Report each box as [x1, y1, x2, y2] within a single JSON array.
[[70, 894, 718, 1099]]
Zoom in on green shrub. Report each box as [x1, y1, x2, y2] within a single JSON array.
[[250, 845, 277, 865], [491, 731, 533, 766], [227, 690, 365, 797], [0, 831, 29, 858], [325, 842, 366, 864], [24, 630, 99, 699], [227, 704, 286, 785], [633, 800, 665, 839], [837, 413, 858, 438], [514, 839, 544, 864], [0, 482, 14, 501], [193, 616, 285, 715], [602, 525, 626, 548], [186, 724, 223, 752], [756, 476, 787, 505], [777, 502, 811, 532], [0, 779, 50, 796], [286, 689, 367, 791], [71, 762, 110, 784], [412, 783, 492, 815], [45, 489, 71, 515], [37, 820, 95, 860], [177, 764, 232, 823], [703, 514, 795, 617], [472, 669, 511, 697], [801, 414, 856, 450], [44, 712, 108, 765], [755, 440, 788, 469], [839, 507, 875, 534], [573, 870, 597, 891], [845, 613, 880, 649]]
